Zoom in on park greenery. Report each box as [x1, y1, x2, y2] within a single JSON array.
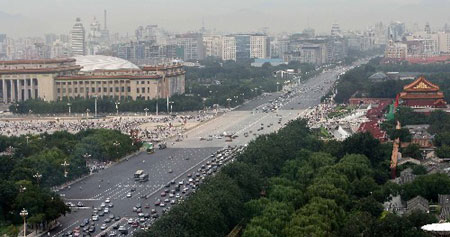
[[137, 119, 439, 237], [382, 107, 450, 159], [0, 129, 140, 235], [334, 57, 450, 104]]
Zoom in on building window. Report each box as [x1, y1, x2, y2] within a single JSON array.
[[92, 88, 95, 93], [62, 82, 66, 85], [75, 88, 78, 93], [103, 87, 107, 92], [80, 88, 84, 93], [97, 88, 101, 92], [62, 88, 66, 93], [57, 88, 60, 93], [115, 87, 119, 92], [110, 88, 113, 92], [121, 87, 124, 92], [68, 88, 72, 93], [137, 88, 140, 93], [79, 81, 83, 85], [127, 87, 131, 92]]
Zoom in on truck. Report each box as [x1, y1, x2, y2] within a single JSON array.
[[134, 170, 144, 181], [143, 142, 154, 154]]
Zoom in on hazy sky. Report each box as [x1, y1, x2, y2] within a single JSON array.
[[1, 0, 450, 37]]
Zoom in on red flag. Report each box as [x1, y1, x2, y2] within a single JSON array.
[[394, 94, 399, 108]]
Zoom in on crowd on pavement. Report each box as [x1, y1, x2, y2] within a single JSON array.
[[0, 113, 214, 142]]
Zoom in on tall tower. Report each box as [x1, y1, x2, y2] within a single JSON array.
[[70, 17, 86, 56], [104, 10, 107, 30], [331, 23, 341, 37]]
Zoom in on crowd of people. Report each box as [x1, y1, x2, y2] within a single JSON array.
[[0, 113, 214, 142]]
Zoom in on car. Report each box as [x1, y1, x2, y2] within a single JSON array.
[[164, 198, 170, 203], [136, 203, 142, 208], [103, 208, 109, 214], [100, 202, 106, 208], [127, 218, 133, 224], [105, 198, 110, 203], [88, 227, 95, 233], [154, 199, 161, 206], [108, 214, 115, 219], [170, 200, 176, 204], [151, 209, 157, 214], [108, 203, 114, 208], [131, 222, 139, 228], [77, 202, 84, 207], [168, 169, 173, 173], [159, 203, 165, 207], [92, 215, 99, 221], [130, 187, 136, 192], [114, 216, 120, 221], [100, 224, 107, 230], [126, 193, 132, 198], [160, 192, 166, 197], [98, 211, 104, 217], [118, 226, 128, 235], [170, 180, 176, 185], [112, 224, 119, 230], [108, 231, 116, 237], [104, 218, 111, 223]]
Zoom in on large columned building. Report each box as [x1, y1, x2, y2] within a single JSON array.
[[0, 56, 185, 103]]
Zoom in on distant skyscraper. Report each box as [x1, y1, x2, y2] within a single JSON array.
[[388, 22, 406, 42], [70, 18, 86, 56], [331, 24, 342, 37], [425, 22, 431, 34]]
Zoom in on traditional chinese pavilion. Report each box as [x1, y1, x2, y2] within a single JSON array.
[[398, 76, 447, 108]]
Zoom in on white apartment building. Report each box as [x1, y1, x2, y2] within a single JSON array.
[[385, 40, 407, 59], [203, 35, 223, 59], [250, 35, 270, 59], [222, 36, 236, 61], [70, 18, 86, 56]]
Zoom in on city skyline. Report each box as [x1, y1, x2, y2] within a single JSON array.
[[1, 0, 450, 37]]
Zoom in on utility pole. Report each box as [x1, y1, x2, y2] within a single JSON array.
[[94, 96, 98, 118]]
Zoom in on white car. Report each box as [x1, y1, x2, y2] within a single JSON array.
[[92, 215, 99, 221], [105, 198, 111, 203], [126, 193, 132, 198], [101, 224, 107, 230]]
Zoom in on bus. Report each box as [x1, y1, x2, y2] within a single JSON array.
[[134, 170, 144, 181], [143, 142, 154, 154], [139, 173, 149, 182]]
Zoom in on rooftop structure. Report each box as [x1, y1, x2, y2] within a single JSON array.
[[74, 55, 139, 72], [398, 76, 447, 108]]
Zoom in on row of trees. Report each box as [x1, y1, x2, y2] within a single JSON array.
[[0, 129, 140, 234], [139, 119, 437, 237], [10, 94, 203, 115]]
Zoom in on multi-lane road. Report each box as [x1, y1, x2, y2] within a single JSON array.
[[50, 60, 366, 237]]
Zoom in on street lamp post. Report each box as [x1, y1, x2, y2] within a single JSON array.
[[82, 153, 91, 173], [276, 82, 280, 92], [169, 101, 174, 115], [94, 96, 98, 118], [226, 98, 232, 109], [61, 160, 70, 178], [86, 109, 90, 118], [25, 135, 29, 145], [115, 101, 120, 116], [113, 141, 120, 158], [33, 172, 42, 186], [67, 103, 72, 116], [144, 108, 149, 117], [20, 208, 28, 237]]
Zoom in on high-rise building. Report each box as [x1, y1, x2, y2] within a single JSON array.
[[388, 22, 406, 42], [203, 35, 223, 58], [70, 18, 86, 56], [331, 24, 342, 37], [175, 33, 205, 61], [222, 36, 236, 61], [250, 34, 271, 59]]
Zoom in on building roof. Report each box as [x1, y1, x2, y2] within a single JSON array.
[[74, 55, 140, 72], [0, 58, 76, 65], [403, 76, 440, 92], [368, 72, 388, 80]]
